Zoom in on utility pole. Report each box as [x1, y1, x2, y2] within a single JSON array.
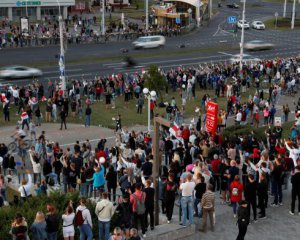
[[291, 0, 296, 29], [25, 0, 28, 17], [239, 0, 246, 69], [102, 0, 105, 35], [209, 0, 212, 19], [145, 0, 149, 31], [59, 15, 66, 97], [283, 0, 287, 17]]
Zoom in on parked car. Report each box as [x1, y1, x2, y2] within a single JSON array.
[[132, 35, 166, 49], [227, 3, 239, 8], [0, 66, 43, 79], [237, 20, 250, 29], [229, 54, 261, 64], [252, 21, 266, 30], [244, 40, 274, 51]]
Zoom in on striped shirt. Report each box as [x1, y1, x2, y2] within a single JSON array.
[[201, 191, 215, 209]]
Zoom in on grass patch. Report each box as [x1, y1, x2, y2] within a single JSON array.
[[264, 18, 300, 31], [0, 86, 258, 129]]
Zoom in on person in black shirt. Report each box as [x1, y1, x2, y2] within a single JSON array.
[[59, 107, 67, 130], [164, 137, 173, 166], [244, 174, 257, 222], [141, 158, 153, 179], [144, 179, 155, 230], [236, 200, 250, 240], [52, 156, 63, 184], [106, 165, 117, 202], [257, 173, 268, 219], [194, 175, 206, 217], [290, 166, 300, 215], [271, 157, 284, 206], [162, 173, 178, 223]]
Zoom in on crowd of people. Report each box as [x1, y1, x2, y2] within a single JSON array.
[[0, 56, 300, 240]]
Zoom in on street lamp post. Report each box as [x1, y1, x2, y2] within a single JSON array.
[[57, 0, 66, 97], [283, 0, 287, 17], [143, 88, 156, 133], [25, 0, 28, 18], [102, 0, 105, 35], [291, 0, 296, 30], [239, 0, 246, 70], [209, 0, 212, 19], [145, 0, 149, 31]]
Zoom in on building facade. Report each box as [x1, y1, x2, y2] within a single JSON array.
[[0, 0, 75, 21]]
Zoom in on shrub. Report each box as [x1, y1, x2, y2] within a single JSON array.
[[0, 191, 104, 239], [221, 124, 267, 143]]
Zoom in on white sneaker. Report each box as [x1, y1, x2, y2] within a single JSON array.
[[143, 234, 146, 238], [167, 220, 170, 224], [234, 214, 237, 218], [289, 211, 295, 216]]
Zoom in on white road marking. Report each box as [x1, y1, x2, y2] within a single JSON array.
[[43, 69, 83, 74], [218, 52, 234, 56]]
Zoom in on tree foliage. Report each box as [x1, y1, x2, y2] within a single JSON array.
[[143, 64, 167, 101]]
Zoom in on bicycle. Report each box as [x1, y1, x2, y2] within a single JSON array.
[[8, 136, 32, 153]]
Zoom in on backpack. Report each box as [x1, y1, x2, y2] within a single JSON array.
[[132, 193, 145, 215], [232, 187, 239, 196], [74, 208, 86, 226]]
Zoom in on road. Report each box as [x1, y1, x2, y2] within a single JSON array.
[[1, 1, 300, 87]]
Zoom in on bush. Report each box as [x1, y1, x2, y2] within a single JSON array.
[[0, 191, 104, 239], [221, 124, 267, 143]]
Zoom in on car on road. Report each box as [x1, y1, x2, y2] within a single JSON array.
[[0, 66, 42, 79], [229, 54, 261, 64], [227, 3, 239, 8], [132, 35, 166, 49], [252, 21, 266, 30], [244, 40, 274, 51], [237, 20, 250, 29]]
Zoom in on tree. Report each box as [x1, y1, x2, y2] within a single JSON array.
[[143, 64, 167, 102]]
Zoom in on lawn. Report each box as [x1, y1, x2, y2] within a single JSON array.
[[0, 86, 258, 129], [264, 18, 300, 31]]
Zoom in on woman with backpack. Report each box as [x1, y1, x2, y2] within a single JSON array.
[[62, 201, 75, 240], [230, 175, 244, 218], [129, 183, 146, 238]]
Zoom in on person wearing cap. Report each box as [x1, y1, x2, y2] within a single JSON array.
[[236, 200, 250, 240], [290, 165, 300, 215]]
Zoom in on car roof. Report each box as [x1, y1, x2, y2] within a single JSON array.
[[248, 40, 263, 43]]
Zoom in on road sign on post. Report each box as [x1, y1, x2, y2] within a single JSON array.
[[228, 16, 237, 24]]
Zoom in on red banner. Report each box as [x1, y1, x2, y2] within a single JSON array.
[[206, 101, 218, 136]]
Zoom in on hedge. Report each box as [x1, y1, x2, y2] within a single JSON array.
[[221, 124, 267, 143], [0, 191, 120, 239]]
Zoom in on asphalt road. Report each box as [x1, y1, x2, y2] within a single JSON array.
[[1, 1, 300, 86]]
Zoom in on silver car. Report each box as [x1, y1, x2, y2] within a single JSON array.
[[244, 40, 274, 51], [229, 54, 261, 64], [0, 66, 43, 79]]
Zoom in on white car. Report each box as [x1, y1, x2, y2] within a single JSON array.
[[237, 20, 250, 29], [133, 35, 166, 49], [252, 21, 266, 30], [244, 40, 274, 51], [0, 66, 43, 79], [229, 54, 261, 64]]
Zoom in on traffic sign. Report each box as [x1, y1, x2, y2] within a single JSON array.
[[228, 16, 237, 24], [175, 18, 181, 24], [275, 12, 278, 17]]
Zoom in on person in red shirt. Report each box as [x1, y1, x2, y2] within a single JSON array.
[[211, 154, 221, 191], [230, 175, 244, 218], [275, 143, 286, 157], [130, 183, 146, 237], [181, 126, 190, 148], [150, 100, 155, 119]]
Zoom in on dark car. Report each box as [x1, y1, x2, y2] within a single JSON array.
[[227, 3, 239, 8]]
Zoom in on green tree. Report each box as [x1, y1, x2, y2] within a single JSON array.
[[144, 64, 167, 102]]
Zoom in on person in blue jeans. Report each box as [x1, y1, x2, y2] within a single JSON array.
[[179, 173, 195, 226], [76, 198, 93, 240], [95, 192, 114, 240]]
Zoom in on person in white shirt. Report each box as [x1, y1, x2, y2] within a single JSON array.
[[179, 173, 195, 226], [18, 170, 32, 202], [285, 140, 300, 167], [62, 201, 75, 240], [235, 110, 242, 125], [76, 198, 93, 240]]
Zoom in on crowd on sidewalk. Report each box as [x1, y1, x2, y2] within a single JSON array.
[[0, 57, 300, 240]]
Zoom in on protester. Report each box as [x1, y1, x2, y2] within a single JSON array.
[[30, 211, 47, 240], [76, 198, 93, 240]]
